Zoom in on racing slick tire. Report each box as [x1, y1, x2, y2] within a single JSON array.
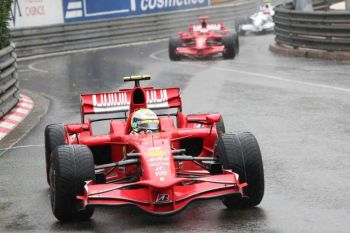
[[169, 36, 182, 61], [222, 34, 237, 59], [233, 32, 239, 55], [215, 132, 264, 208], [45, 124, 66, 185], [238, 29, 246, 36], [216, 116, 226, 135], [50, 145, 95, 221], [235, 16, 249, 36]]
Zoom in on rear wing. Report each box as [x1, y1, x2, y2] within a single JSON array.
[[80, 88, 182, 122], [193, 24, 222, 32]]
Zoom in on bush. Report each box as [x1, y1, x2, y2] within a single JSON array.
[[0, 0, 12, 49]]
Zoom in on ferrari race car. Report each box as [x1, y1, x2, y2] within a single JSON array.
[[45, 75, 264, 221], [237, 3, 275, 35], [169, 16, 239, 60]]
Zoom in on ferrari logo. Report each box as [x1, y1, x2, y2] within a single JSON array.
[[156, 194, 170, 203]]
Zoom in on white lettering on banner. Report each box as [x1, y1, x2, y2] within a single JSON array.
[[141, 0, 205, 11], [131, 0, 137, 11]]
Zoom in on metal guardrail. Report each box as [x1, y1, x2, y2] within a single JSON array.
[[273, 2, 350, 52], [0, 43, 19, 118], [11, 0, 259, 57]]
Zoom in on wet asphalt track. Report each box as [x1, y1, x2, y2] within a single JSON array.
[[1, 34, 350, 233]]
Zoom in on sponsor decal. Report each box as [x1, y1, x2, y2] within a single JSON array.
[[156, 194, 170, 203], [122, 146, 127, 159], [194, 123, 204, 128], [92, 92, 129, 113], [89, 89, 170, 113], [155, 166, 167, 177], [146, 148, 170, 179], [193, 23, 221, 32], [147, 147, 166, 157]]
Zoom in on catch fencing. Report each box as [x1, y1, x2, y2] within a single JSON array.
[[273, 2, 350, 53], [0, 43, 19, 118]]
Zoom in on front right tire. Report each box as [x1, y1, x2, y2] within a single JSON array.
[[215, 132, 264, 208]]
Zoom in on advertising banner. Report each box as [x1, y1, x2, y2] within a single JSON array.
[[63, 0, 209, 22], [9, 0, 64, 28]]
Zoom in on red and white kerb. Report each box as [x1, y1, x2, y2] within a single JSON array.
[[0, 94, 34, 140]]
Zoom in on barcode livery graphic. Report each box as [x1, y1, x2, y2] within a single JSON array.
[[91, 89, 169, 112]]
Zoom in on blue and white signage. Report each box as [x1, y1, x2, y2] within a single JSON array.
[[63, 0, 209, 22]]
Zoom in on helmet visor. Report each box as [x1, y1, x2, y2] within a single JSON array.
[[138, 119, 159, 131]]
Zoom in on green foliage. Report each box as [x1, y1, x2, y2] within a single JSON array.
[[0, 0, 12, 49]]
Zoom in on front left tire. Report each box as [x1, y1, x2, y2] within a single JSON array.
[[169, 36, 182, 61], [222, 33, 238, 59], [45, 124, 66, 185], [50, 145, 95, 221]]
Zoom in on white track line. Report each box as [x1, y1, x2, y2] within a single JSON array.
[[150, 49, 350, 94], [18, 38, 168, 62], [1, 144, 44, 151], [28, 62, 49, 73]]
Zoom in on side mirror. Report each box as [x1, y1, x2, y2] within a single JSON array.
[[206, 114, 221, 124]]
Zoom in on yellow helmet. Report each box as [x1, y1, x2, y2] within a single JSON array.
[[131, 109, 159, 132]]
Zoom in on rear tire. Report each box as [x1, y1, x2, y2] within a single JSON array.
[[50, 145, 95, 221], [239, 29, 246, 36], [216, 116, 226, 135], [215, 132, 264, 208], [169, 36, 182, 61], [45, 124, 65, 185], [235, 16, 249, 36], [222, 34, 237, 59]]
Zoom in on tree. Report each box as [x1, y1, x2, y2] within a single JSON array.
[[0, 0, 12, 49]]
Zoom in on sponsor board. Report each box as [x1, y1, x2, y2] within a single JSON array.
[[9, 0, 64, 28], [63, 0, 209, 22]]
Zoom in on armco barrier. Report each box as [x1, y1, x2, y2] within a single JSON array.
[[11, 0, 261, 57], [271, 1, 350, 59], [0, 43, 19, 118]]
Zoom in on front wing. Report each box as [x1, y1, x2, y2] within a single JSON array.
[[176, 46, 225, 58], [78, 173, 246, 215], [241, 22, 275, 32]]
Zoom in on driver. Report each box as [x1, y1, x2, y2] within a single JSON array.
[[261, 2, 272, 14], [130, 108, 160, 134]]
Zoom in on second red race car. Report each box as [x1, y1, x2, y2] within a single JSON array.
[[45, 75, 264, 221], [169, 16, 239, 60]]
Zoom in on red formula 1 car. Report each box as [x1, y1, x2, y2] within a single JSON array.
[[169, 16, 239, 60], [45, 75, 264, 221]]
